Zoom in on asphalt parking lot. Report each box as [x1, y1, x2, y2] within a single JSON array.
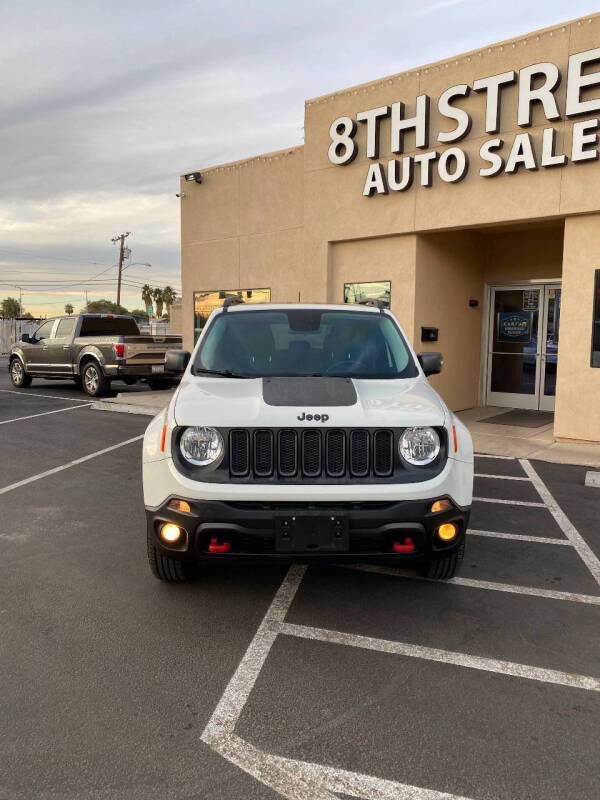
[[1, 363, 599, 800]]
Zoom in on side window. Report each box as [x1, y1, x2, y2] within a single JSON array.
[[34, 320, 55, 341], [592, 269, 600, 368], [344, 281, 391, 308], [55, 317, 77, 338]]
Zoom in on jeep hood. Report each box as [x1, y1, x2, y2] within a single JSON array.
[[173, 375, 446, 428]]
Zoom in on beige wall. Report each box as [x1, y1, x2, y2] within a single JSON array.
[[168, 302, 182, 334], [414, 231, 484, 410], [482, 225, 564, 284], [555, 215, 600, 442], [180, 147, 304, 351]]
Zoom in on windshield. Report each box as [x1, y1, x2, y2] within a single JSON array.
[[193, 309, 418, 379]]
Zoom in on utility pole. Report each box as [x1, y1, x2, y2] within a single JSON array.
[[111, 232, 131, 308]]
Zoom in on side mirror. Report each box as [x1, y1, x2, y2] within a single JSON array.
[[21, 333, 31, 343], [417, 352, 443, 376], [165, 349, 190, 374]]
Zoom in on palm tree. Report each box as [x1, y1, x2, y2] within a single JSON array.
[[141, 284, 153, 314], [64, 303, 74, 315], [152, 287, 164, 318], [162, 286, 176, 315]]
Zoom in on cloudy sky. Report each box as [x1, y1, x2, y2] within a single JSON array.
[[1, 0, 598, 317]]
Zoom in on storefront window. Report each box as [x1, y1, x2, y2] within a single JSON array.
[[592, 270, 600, 367], [194, 288, 271, 342], [344, 281, 391, 308]]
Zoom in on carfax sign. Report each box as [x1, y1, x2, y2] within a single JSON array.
[[497, 311, 532, 344]]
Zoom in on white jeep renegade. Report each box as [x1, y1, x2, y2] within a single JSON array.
[[142, 300, 473, 582]]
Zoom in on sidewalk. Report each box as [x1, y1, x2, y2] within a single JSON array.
[[457, 406, 600, 468]]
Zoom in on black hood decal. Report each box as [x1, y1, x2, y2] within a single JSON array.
[[262, 377, 357, 407]]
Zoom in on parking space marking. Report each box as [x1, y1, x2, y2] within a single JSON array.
[[0, 435, 144, 496], [468, 528, 572, 545], [474, 453, 514, 460], [473, 496, 546, 507], [474, 473, 531, 481], [0, 388, 91, 403], [281, 622, 600, 691], [0, 403, 91, 425], [521, 459, 600, 586], [351, 565, 600, 605]]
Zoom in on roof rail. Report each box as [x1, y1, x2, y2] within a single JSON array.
[[357, 299, 386, 312], [222, 296, 245, 311]]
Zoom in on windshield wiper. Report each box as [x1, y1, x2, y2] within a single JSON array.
[[192, 368, 251, 379]]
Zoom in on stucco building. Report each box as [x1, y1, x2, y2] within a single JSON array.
[[179, 13, 600, 444]]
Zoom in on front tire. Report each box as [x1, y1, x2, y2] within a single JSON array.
[[147, 535, 190, 582], [10, 358, 32, 388], [81, 361, 110, 397], [421, 540, 465, 580]]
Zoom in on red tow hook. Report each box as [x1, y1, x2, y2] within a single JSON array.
[[393, 537, 415, 554], [208, 537, 231, 554]]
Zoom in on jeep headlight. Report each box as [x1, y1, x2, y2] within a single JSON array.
[[180, 426, 224, 466], [399, 427, 440, 466]]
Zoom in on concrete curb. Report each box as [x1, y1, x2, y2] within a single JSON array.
[[585, 471, 600, 488], [91, 401, 164, 416]]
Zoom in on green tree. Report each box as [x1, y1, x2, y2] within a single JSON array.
[[152, 287, 164, 317], [64, 303, 74, 315], [1, 297, 21, 317], [141, 284, 153, 314], [130, 308, 149, 320], [21, 311, 34, 319], [86, 299, 129, 314], [162, 286, 177, 314]]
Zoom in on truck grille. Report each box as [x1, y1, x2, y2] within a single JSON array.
[[229, 428, 395, 479]]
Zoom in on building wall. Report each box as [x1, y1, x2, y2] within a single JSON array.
[[180, 147, 304, 351], [482, 225, 564, 284], [168, 301, 182, 334], [555, 214, 600, 441]]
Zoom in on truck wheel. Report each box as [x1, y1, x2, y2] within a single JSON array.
[[81, 361, 110, 397], [147, 378, 174, 390], [421, 540, 465, 580], [10, 358, 32, 388], [147, 535, 189, 582]]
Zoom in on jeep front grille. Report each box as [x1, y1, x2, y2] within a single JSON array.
[[228, 428, 395, 480]]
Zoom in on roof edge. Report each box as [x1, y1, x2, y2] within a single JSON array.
[[180, 144, 303, 178]]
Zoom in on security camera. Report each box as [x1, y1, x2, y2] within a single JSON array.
[[175, 192, 187, 198]]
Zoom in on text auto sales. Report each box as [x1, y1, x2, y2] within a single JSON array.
[[327, 47, 600, 196]]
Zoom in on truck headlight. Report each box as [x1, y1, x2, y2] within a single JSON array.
[[399, 427, 440, 466], [180, 426, 224, 466]]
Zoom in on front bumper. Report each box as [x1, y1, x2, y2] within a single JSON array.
[[146, 497, 470, 565]]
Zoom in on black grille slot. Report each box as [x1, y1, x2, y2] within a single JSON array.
[[278, 430, 298, 477], [373, 430, 394, 477], [350, 430, 369, 477], [302, 430, 322, 476], [254, 430, 274, 476], [326, 430, 346, 477], [229, 430, 250, 476]]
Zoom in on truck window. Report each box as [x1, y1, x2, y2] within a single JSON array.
[[79, 317, 140, 336], [55, 317, 77, 338], [33, 320, 55, 341]]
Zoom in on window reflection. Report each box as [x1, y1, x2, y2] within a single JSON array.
[[193, 288, 271, 342], [344, 281, 391, 308]]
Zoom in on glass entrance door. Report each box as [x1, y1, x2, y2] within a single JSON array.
[[486, 284, 561, 411]]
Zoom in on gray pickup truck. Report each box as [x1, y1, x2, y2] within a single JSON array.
[[8, 314, 182, 397]]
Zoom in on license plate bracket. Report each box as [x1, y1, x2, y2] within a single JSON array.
[[275, 514, 349, 553]]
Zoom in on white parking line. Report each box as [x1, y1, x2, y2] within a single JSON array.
[[351, 564, 600, 605], [0, 435, 144, 496], [282, 622, 600, 692], [0, 389, 90, 403], [473, 496, 546, 507], [475, 473, 530, 481], [0, 403, 91, 425], [468, 528, 572, 546], [521, 459, 600, 587], [474, 453, 514, 460]]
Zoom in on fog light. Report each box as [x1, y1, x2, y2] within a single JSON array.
[[437, 523, 458, 542], [167, 499, 191, 513], [431, 498, 452, 513], [160, 523, 183, 544]]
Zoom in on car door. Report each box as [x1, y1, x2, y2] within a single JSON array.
[[45, 316, 77, 375], [25, 319, 57, 374]]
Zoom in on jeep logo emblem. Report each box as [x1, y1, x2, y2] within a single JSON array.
[[297, 412, 329, 423]]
